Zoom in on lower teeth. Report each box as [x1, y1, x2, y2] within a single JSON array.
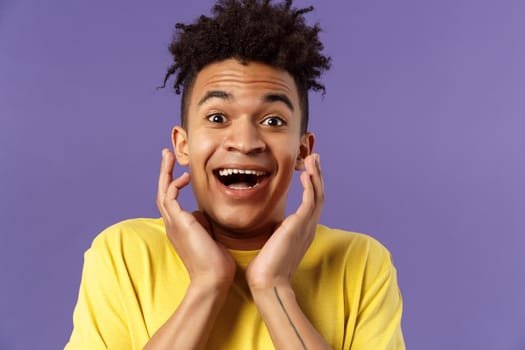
[[228, 182, 258, 190]]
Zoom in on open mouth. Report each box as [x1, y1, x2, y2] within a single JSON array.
[[214, 168, 270, 190]]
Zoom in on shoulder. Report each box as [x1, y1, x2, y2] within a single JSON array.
[[89, 217, 169, 257], [313, 224, 392, 260], [310, 224, 395, 278], [82, 217, 179, 282]]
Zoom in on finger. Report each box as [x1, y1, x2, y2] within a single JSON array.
[[296, 154, 324, 219], [308, 153, 324, 205], [172, 171, 191, 191], [165, 172, 191, 205], [295, 169, 315, 219], [157, 148, 176, 202]]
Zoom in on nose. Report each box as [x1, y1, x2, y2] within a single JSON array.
[[223, 119, 266, 154]]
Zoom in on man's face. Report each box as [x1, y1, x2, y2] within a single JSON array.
[[172, 59, 313, 238]]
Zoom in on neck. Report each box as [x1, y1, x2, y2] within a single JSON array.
[[211, 222, 276, 250]]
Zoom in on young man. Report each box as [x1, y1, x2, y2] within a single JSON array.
[[66, 1, 405, 349]]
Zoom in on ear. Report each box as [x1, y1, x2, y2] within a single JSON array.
[[295, 132, 315, 170], [171, 126, 190, 166]]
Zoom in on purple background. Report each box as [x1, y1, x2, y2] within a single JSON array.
[[1, 0, 524, 349]]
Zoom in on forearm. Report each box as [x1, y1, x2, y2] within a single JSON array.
[[143, 282, 230, 350], [251, 285, 331, 350]]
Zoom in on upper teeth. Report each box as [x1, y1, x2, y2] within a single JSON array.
[[218, 169, 266, 176]]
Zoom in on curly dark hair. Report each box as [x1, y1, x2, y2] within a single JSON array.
[[162, 0, 331, 133]]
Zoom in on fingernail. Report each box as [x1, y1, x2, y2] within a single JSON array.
[[316, 154, 320, 165]]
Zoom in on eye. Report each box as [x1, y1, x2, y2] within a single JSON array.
[[207, 113, 227, 124], [261, 116, 286, 127]]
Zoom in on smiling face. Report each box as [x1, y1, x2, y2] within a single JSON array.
[[172, 59, 314, 248]]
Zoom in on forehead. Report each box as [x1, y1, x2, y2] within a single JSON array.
[[189, 59, 300, 104]]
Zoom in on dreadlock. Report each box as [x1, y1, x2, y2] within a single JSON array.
[[162, 0, 331, 133]]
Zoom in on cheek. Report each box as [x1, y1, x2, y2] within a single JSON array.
[[277, 139, 302, 168], [187, 136, 216, 182], [274, 148, 300, 188], [188, 131, 216, 162], [282, 150, 299, 168]]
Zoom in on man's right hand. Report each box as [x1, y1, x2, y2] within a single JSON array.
[[144, 149, 235, 349], [156, 148, 236, 289]]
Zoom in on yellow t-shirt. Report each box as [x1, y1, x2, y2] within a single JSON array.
[[65, 218, 404, 349]]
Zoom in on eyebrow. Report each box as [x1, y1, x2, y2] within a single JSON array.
[[263, 93, 294, 112], [198, 90, 232, 105], [198, 90, 294, 112]]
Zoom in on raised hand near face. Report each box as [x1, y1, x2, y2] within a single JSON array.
[[244, 153, 331, 349], [246, 153, 324, 291], [157, 148, 236, 289], [144, 149, 237, 349]]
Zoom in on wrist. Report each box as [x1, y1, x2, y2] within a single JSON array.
[[249, 282, 295, 301], [247, 272, 293, 292], [188, 275, 234, 297]]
